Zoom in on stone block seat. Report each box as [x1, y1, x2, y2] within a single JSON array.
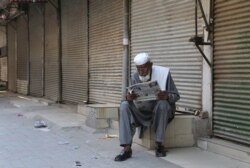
[[134, 113, 200, 149], [78, 104, 209, 149]]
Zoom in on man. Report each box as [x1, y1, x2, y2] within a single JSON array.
[[114, 52, 180, 161]]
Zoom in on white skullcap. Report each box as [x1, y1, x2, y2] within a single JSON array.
[[134, 53, 150, 65]]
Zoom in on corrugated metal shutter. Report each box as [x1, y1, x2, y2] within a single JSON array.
[[213, 0, 250, 145], [0, 26, 6, 47], [130, 0, 203, 111], [0, 27, 7, 82], [0, 46, 8, 82], [61, 0, 88, 103], [44, 0, 59, 101], [0, 57, 7, 82], [29, 4, 44, 97], [16, 15, 29, 95], [7, 22, 17, 92], [89, 0, 123, 104]]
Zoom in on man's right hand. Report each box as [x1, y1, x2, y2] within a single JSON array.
[[126, 92, 137, 101]]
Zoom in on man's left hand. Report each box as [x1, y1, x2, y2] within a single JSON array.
[[157, 91, 168, 100]]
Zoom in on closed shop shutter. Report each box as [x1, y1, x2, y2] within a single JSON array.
[[44, 0, 59, 101], [0, 26, 6, 47], [29, 4, 44, 97], [0, 57, 7, 82], [213, 0, 250, 145], [130, 0, 203, 111], [89, 0, 123, 104], [7, 22, 17, 92], [16, 15, 29, 95], [0, 27, 7, 82], [61, 0, 88, 103]]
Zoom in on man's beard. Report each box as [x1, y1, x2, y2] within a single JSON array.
[[139, 73, 151, 82]]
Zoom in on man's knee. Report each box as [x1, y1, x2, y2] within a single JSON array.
[[120, 101, 132, 118], [120, 101, 130, 111], [157, 100, 171, 111]]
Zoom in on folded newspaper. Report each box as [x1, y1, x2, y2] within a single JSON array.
[[127, 80, 161, 101]]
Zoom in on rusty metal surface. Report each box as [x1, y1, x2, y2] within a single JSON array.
[[29, 4, 44, 97], [7, 22, 17, 92], [88, 0, 123, 104], [61, 0, 88, 103], [44, 0, 59, 101], [213, 0, 250, 145]]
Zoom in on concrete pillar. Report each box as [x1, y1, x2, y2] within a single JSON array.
[[201, 0, 213, 133]]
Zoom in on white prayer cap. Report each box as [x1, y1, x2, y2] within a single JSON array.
[[134, 53, 150, 65]]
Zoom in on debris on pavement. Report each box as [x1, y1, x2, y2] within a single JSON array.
[[105, 134, 118, 138], [70, 145, 80, 150], [34, 120, 48, 128], [16, 113, 23, 117], [58, 140, 69, 145], [75, 161, 82, 167]]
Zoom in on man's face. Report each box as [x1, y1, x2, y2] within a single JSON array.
[[136, 62, 152, 77]]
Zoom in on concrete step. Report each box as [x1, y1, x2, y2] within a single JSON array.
[[77, 103, 119, 129], [198, 137, 250, 164], [134, 114, 210, 149]]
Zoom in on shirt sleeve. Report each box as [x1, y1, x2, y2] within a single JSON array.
[[166, 72, 180, 104]]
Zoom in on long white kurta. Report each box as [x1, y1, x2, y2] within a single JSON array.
[[119, 66, 180, 145]]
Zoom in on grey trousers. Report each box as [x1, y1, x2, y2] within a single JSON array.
[[119, 100, 173, 146]]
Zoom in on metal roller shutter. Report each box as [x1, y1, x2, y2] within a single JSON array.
[[0, 57, 7, 82], [44, 0, 59, 101], [0, 27, 7, 82], [16, 15, 29, 95], [61, 0, 88, 103], [213, 0, 250, 145], [29, 4, 44, 97], [89, 0, 123, 104], [0, 27, 6, 47], [7, 22, 17, 92], [130, 0, 203, 111], [0, 57, 8, 82]]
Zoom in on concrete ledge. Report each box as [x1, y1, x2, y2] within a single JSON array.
[[134, 115, 210, 149], [78, 103, 119, 129], [198, 138, 250, 164]]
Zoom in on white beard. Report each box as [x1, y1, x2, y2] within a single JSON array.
[[139, 73, 151, 82]]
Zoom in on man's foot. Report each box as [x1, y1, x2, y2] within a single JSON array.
[[155, 144, 167, 157], [114, 149, 132, 161]]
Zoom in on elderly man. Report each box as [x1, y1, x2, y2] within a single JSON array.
[[114, 53, 180, 161]]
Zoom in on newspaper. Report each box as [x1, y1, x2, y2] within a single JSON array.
[[127, 80, 161, 101]]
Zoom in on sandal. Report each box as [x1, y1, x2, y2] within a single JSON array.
[[114, 149, 132, 161]]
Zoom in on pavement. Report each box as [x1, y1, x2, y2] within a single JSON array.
[[0, 91, 249, 168]]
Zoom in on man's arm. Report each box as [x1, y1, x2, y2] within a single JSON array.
[[166, 72, 180, 104], [126, 73, 139, 101]]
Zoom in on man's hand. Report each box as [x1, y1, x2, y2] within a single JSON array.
[[126, 91, 137, 101], [157, 91, 168, 100]]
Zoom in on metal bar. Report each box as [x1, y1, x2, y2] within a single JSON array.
[[27, 10, 30, 95], [197, 0, 210, 31], [207, 0, 213, 41], [57, 0, 62, 103], [87, 0, 89, 103], [195, 0, 198, 36], [195, 44, 212, 67], [42, 4, 45, 96], [122, 0, 129, 100], [202, 42, 211, 45]]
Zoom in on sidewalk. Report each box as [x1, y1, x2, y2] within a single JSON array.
[[0, 91, 249, 168]]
